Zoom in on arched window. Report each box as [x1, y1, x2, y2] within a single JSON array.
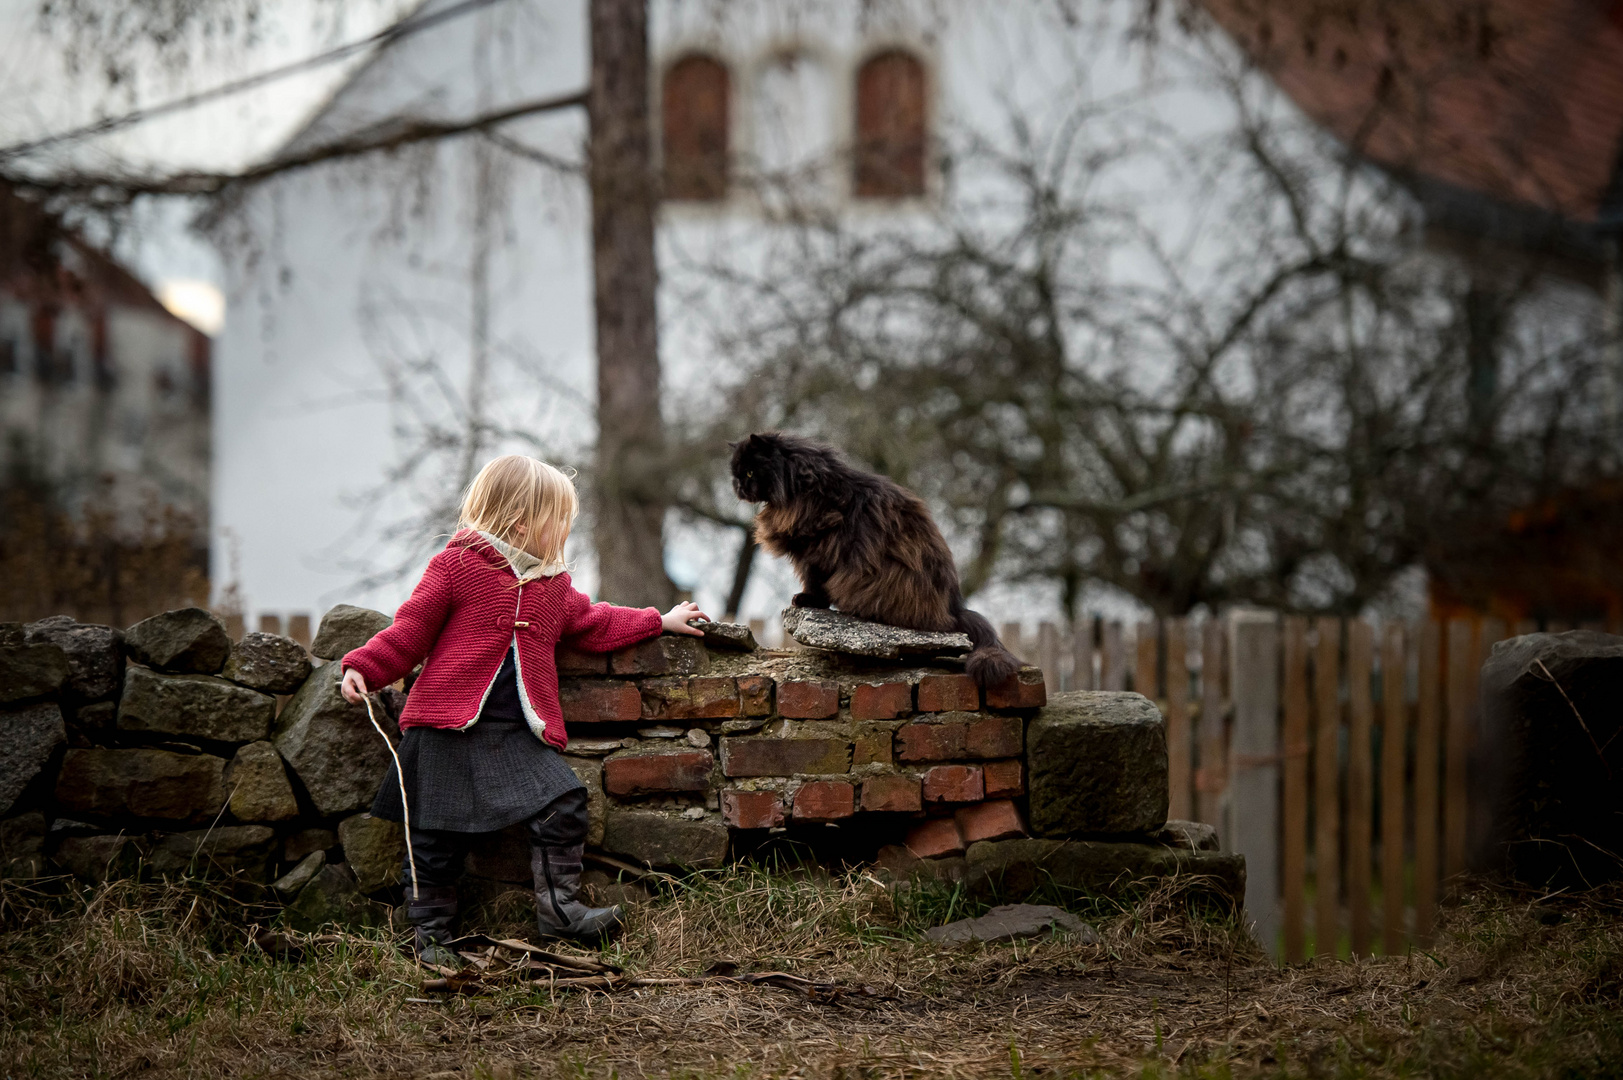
[[853, 50, 926, 197], [662, 54, 730, 201]]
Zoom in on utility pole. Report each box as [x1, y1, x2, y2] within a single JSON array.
[[588, 0, 677, 606]]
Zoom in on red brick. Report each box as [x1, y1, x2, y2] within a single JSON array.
[[722, 790, 785, 829], [777, 679, 839, 718], [603, 750, 714, 796], [861, 774, 922, 813], [640, 676, 740, 720], [559, 681, 642, 724], [967, 715, 1023, 758], [982, 758, 1025, 798], [923, 764, 984, 804], [985, 666, 1047, 709], [954, 799, 1027, 843], [916, 673, 979, 712], [720, 737, 850, 777], [896, 721, 967, 762], [737, 675, 774, 717], [610, 635, 710, 676], [905, 817, 965, 858], [792, 781, 855, 822], [852, 728, 894, 766], [555, 644, 607, 676], [849, 680, 913, 720]]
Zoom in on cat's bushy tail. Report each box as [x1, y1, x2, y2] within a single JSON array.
[[953, 600, 1021, 688]]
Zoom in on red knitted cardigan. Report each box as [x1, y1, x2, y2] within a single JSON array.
[[341, 529, 662, 749]]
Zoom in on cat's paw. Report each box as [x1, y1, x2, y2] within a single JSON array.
[[791, 591, 831, 609]]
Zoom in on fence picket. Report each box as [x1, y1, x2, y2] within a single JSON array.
[[1230, 611, 1281, 951], [1415, 619, 1442, 945], [1038, 622, 1062, 695], [1313, 618, 1341, 960], [1135, 621, 1158, 698], [287, 613, 312, 649], [1102, 621, 1126, 691], [1002, 622, 1026, 663], [1198, 618, 1226, 829], [1166, 618, 1192, 822], [1281, 616, 1310, 963], [1381, 623, 1407, 954], [259, 613, 283, 635], [1346, 620, 1374, 956], [1444, 618, 1476, 890], [1073, 617, 1096, 691]]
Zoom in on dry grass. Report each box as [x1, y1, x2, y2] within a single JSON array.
[[3, 864, 1622, 1079]]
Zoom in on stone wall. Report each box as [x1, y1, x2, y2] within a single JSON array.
[[1, 604, 1244, 924]]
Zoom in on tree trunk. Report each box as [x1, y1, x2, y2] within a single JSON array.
[[589, 0, 675, 607]]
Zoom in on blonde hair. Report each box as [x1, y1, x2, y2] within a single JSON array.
[[459, 455, 579, 566]]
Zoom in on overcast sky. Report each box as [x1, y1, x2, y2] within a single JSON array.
[[0, 0, 414, 304]]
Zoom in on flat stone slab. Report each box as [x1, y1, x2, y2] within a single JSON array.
[[118, 667, 276, 744], [0, 703, 65, 815], [962, 837, 1246, 913], [781, 607, 970, 659], [25, 617, 123, 701], [602, 809, 728, 869], [698, 621, 758, 652], [925, 903, 1098, 946]]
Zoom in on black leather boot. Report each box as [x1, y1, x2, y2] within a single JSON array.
[[405, 882, 461, 968], [532, 842, 622, 942]]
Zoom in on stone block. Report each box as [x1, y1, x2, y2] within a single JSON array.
[[25, 617, 123, 701], [738, 675, 774, 716], [311, 604, 393, 660], [54, 834, 139, 882], [925, 903, 1096, 947], [273, 663, 396, 817], [559, 680, 642, 724], [777, 679, 839, 719], [961, 837, 1245, 912], [56, 748, 225, 822], [967, 715, 1023, 758], [561, 754, 606, 847], [555, 644, 607, 675], [793, 781, 854, 822], [284, 862, 386, 931], [603, 749, 714, 796], [1155, 820, 1220, 852], [923, 765, 984, 804], [283, 828, 336, 863], [896, 719, 967, 762], [220, 632, 312, 693], [1026, 691, 1168, 837], [610, 635, 710, 676], [0, 643, 69, 704], [983, 759, 1025, 798], [781, 607, 970, 658], [119, 666, 276, 744], [722, 790, 785, 829], [149, 825, 276, 880], [0, 703, 65, 815], [955, 799, 1028, 844], [272, 851, 326, 899], [905, 817, 965, 859], [566, 737, 630, 756], [639, 676, 740, 720], [985, 666, 1048, 710], [699, 622, 758, 652], [850, 680, 913, 721], [916, 673, 979, 712], [861, 775, 922, 813], [338, 813, 406, 892], [720, 737, 850, 777], [1, 812, 46, 878], [224, 741, 299, 822], [602, 810, 728, 869], [123, 607, 231, 674], [875, 843, 966, 881]]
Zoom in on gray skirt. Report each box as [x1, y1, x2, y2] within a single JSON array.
[[370, 717, 584, 833]]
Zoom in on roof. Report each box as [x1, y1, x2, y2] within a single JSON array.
[[1202, 0, 1623, 238]]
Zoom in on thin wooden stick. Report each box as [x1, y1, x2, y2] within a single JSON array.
[[364, 693, 418, 901], [1380, 622, 1407, 954]]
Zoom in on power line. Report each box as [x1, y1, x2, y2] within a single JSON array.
[[0, 0, 511, 163]]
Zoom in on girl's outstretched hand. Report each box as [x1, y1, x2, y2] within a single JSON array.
[[340, 668, 369, 704], [661, 601, 711, 636]]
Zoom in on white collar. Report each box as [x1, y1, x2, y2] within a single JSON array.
[[477, 530, 563, 582]]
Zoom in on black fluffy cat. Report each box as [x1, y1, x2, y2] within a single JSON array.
[[731, 432, 1020, 688]]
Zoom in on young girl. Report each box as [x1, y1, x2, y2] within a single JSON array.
[[339, 455, 707, 964]]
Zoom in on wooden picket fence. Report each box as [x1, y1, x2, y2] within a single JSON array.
[[1001, 611, 1586, 961]]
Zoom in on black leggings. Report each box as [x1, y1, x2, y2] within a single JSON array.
[[402, 787, 589, 889]]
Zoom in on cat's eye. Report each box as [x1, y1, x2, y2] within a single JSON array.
[[747, 470, 754, 477]]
